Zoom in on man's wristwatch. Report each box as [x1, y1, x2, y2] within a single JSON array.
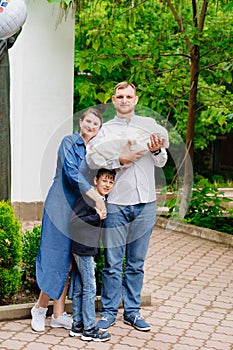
[[152, 149, 161, 156]]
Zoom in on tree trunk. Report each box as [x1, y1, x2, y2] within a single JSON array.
[[0, 31, 22, 201], [0, 41, 11, 201], [179, 45, 199, 218]]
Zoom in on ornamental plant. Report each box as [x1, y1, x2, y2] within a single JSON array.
[[22, 225, 41, 292], [162, 178, 233, 235], [0, 201, 22, 302]]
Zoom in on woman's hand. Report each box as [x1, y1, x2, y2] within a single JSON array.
[[95, 203, 107, 220], [95, 197, 106, 214], [85, 187, 107, 218]]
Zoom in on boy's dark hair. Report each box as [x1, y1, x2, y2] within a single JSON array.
[[95, 168, 116, 180]]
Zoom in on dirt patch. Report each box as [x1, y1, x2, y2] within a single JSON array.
[[0, 286, 39, 306]]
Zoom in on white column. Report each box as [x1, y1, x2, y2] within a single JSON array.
[[9, 0, 75, 202]]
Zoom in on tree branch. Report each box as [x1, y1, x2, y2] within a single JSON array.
[[198, 0, 208, 33], [199, 57, 233, 71], [192, 0, 198, 28], [162, 0, 193, 51], [161, 53, 191, 59]]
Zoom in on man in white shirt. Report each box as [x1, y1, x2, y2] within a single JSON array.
[[80, 82, 168, 332]]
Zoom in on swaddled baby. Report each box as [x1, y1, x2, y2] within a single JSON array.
[[87, 123, 169, 168]]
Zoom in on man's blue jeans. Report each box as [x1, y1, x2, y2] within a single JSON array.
[[101, 201, 156, 318], [72, 254, 96, 330]]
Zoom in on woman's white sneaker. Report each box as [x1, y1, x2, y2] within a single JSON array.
[[50, 312, 73, 329], [31, 306, 48, 332]]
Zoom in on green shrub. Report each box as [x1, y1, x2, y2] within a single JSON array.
[[162, 179, 233, 235], [0, 201, 22, 301], [20, 225, 126, 297], [184, 179, 233, 234], [22, 225, 41, 291], [21, 224, 105, 295], [95, 246, 105, 295]]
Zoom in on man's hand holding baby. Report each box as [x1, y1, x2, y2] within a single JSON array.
[[119, 140, 147, 166], [147, 134, 164, 153]]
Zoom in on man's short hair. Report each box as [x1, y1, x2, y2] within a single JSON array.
[[114, 81, 136, 94]]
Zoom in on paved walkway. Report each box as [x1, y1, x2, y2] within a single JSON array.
[[0, 225, 233, 350]]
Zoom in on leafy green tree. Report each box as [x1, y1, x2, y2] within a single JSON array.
[[48, 1, 233, 148], [161, 0, 233, 215]]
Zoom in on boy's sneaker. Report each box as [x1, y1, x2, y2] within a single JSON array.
[[81, 326, 111, 342], [31, 305, 48, 332], [50, 312, 72, 329], [96, 315, 116, 331], [69, 321, 84, 337], [123, 314, 151, 331]]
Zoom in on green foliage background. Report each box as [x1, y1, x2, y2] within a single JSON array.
[[72, 0, 233, 151]]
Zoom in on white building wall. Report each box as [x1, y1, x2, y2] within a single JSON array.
[[9, 0, 75, 203]]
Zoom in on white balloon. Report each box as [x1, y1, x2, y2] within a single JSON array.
[[0, 0, 27, 40]]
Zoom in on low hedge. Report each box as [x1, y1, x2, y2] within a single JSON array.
[[0, 201, 22, 302]]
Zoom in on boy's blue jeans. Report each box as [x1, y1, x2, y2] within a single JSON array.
[[100, 201, 156, 318], [72, 254, 96, 330]]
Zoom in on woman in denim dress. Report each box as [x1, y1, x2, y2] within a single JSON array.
[[31, 108, 104, 332]]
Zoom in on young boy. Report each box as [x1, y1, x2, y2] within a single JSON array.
[[69, 168, 115, 342]]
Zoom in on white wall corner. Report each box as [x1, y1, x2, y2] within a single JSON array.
[[9, 0, 75, 203]]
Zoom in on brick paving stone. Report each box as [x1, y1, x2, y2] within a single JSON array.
[[225, 313, 233, 320], [12, 332, 40, 342], [109, 345, 138, 350], [124, 329, 152, 340], [205, 340, 232, 350], [33, 334, 62, 345], [52, 346, 78, 350], [0, 322, 28, 332], [195, 316, 221, 326], [23, 344, 52, 350], [146, 340, 173, 350], [219, 320, 233, 328], [0, 331, 15, 340], [120, 337, 147, 347], [84, 342, 107, 350], [59, 337, 82, 347], [179, 336, 205, 347], [160, 326, 184, 336], [111, 327, 130, 336], [185, 329, 210, 340], [211, 332, 233, 343], [157, 305, 181, 314], [178, 308, 203, 317], [154, 333, 179, 344], [149, 316, 167, 327], [173, 313, 198, 323], [163, 300, 185, 308], [0, 339, 28, 349], [169, 295, 193, 303], [166, 320, 192, 330], [201, 311, 226, 320], [173, 345, 199, 350], [191, 323, 215, 333]]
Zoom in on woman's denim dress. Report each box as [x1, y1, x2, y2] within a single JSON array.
[[36, 131, 86, 300]]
